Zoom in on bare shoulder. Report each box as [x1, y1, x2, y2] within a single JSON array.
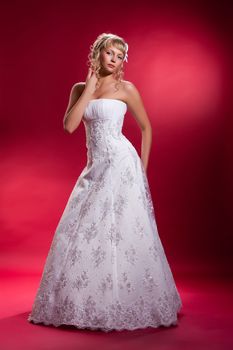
[[121, 80, 143, 104], [65, 82, 86, 115], [70, 81, 86, 95], [121, 79, 137, 90], [120, 80, 152, 131]]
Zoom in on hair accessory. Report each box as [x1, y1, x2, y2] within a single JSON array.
[[124, 43, 129, 62]]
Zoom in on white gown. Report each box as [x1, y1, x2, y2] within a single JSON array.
[[28, 98, 182, 332]]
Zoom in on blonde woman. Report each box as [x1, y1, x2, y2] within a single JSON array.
[[28, 32, 182, 332]]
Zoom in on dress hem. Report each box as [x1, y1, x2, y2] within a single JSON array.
[[27, 304, 182, 333]]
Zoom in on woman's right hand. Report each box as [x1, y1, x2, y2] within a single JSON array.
[[84, 68, 98, 95]]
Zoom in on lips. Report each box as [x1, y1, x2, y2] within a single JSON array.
[[108, 64, 115, 68]]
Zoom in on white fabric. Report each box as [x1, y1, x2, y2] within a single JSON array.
[[28, 99, 182, 332]]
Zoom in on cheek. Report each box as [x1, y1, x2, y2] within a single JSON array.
[[100, 52, 108, 61], [103, 53, 110, 60]]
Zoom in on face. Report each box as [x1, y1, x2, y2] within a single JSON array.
[[100, 44, 124, 73]]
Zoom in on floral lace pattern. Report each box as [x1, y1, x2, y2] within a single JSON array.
[[28, 99, 182, 332]]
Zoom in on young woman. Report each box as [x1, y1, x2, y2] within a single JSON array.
[[28, 32, 182, 332]]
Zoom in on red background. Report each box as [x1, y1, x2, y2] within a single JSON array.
[[1, 0, 233, 280]]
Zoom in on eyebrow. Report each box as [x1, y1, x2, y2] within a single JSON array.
[[106, 48, 123, 56]]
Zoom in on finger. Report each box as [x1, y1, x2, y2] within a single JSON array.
[[87, 68, 92, 79]]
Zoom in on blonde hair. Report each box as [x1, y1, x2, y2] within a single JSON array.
[[87, 32, 128, 90]]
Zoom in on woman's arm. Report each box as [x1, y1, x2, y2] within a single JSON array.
[[125, 82, 153, 172], [63, 82, 91, 133], [63, 69, 99, 133]]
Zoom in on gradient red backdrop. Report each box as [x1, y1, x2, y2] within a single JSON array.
[[1, 2, 233, 349], [1, 0, 233, 281]]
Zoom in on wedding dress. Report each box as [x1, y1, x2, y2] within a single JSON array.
[[28, 98, 182, 332]]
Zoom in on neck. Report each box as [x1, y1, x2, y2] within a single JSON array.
[[98, 69, 116, 83]]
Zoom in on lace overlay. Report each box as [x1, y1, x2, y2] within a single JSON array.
[[28, 99, 182, 332]]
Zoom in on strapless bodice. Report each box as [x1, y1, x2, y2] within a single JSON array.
[[83, 98, 127, 121], [82, 98, 138, 167]]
